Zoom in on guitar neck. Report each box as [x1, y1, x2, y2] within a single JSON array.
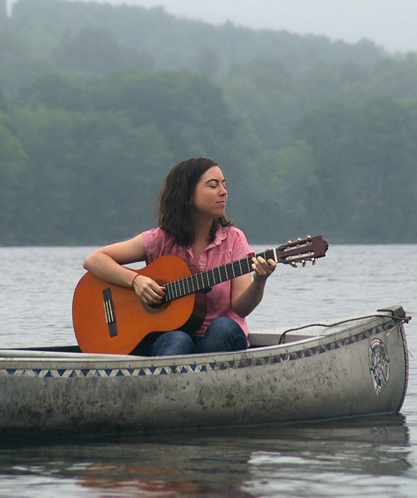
[[165, 249, 275, 302], [163, 235, 328, 302]]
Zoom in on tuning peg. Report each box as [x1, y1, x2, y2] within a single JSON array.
[[312, 258, 316, 266], [302, 260, 306, 267], [291, 262, 298, 268]]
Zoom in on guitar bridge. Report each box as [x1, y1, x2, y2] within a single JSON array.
[[103, 288, 118, 337]]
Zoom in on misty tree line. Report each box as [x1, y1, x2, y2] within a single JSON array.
[[1, 0, 417, 245]]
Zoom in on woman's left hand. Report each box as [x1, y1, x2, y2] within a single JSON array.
[[251, 254, 277, 283]]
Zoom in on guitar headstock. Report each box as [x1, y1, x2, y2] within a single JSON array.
[[276, 235, 328, 267]]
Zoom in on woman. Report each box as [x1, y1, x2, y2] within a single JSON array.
[[83, 157, 276, 355]]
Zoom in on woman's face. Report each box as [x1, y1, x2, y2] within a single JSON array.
[[190, 166, 227, 222]]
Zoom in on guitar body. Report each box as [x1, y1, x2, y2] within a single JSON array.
[[72, 255, 207, 354]]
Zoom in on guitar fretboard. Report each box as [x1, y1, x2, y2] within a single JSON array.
[[164, 249, 275, 302]]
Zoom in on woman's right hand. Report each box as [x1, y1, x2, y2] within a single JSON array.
[[132, 274, 166, 305]]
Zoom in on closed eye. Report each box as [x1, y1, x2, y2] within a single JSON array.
[[206, 179, 226, 188]]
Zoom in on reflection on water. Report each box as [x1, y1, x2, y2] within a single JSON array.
[[0, 414, 411, 498], [244, 416, 411, 497]]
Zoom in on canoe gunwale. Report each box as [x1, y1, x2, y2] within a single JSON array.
[[0, 307, 409, 372]]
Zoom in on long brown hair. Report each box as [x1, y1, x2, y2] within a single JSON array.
[[157, 157, 232, 247]]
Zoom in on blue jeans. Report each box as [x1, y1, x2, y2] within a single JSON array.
[[148, 317, 248, 356]]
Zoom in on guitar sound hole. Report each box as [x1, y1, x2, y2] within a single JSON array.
[[141, 299, 168, 315]]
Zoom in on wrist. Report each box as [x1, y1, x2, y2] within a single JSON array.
[[131, 273, 140, 287], [253, 274, 267, 285]]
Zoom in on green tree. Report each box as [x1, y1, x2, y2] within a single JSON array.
[[11, 107, 80, 243], [17, 73, 85, 110], [295, 97, 417, 242], [196, 49, 221, 79], [342, 97, 417, 241], [372, 54, 417, 100], [224, 59, 300, 150], [82, 68, 236, 161], [69, 119, 173, 242], [0, 23, 52, 95], [294, 101, 355, 234], [10, 0, 386, 74], [51, 27, 154, 75], [0, 110, 28, 243], [11, 105, 175, 244]]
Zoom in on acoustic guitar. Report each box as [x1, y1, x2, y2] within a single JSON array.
[[72, 235, 328, 354]]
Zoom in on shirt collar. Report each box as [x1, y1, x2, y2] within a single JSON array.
[[206, 224, 228, 250]]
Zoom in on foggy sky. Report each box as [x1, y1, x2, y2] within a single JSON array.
[[8, 0, 417, 53]]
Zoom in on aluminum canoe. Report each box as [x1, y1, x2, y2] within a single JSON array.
[[0, 305, 410, 438]]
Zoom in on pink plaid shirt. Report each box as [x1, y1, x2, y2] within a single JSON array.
[[142, 225, 253, 337]]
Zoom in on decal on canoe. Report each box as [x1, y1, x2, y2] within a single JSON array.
[[369, 338, 390, 393]]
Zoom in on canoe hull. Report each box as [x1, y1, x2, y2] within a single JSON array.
[[0, 306, 409, 437]]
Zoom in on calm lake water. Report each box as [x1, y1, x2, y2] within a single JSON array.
[[0, 244, 416, 497]]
